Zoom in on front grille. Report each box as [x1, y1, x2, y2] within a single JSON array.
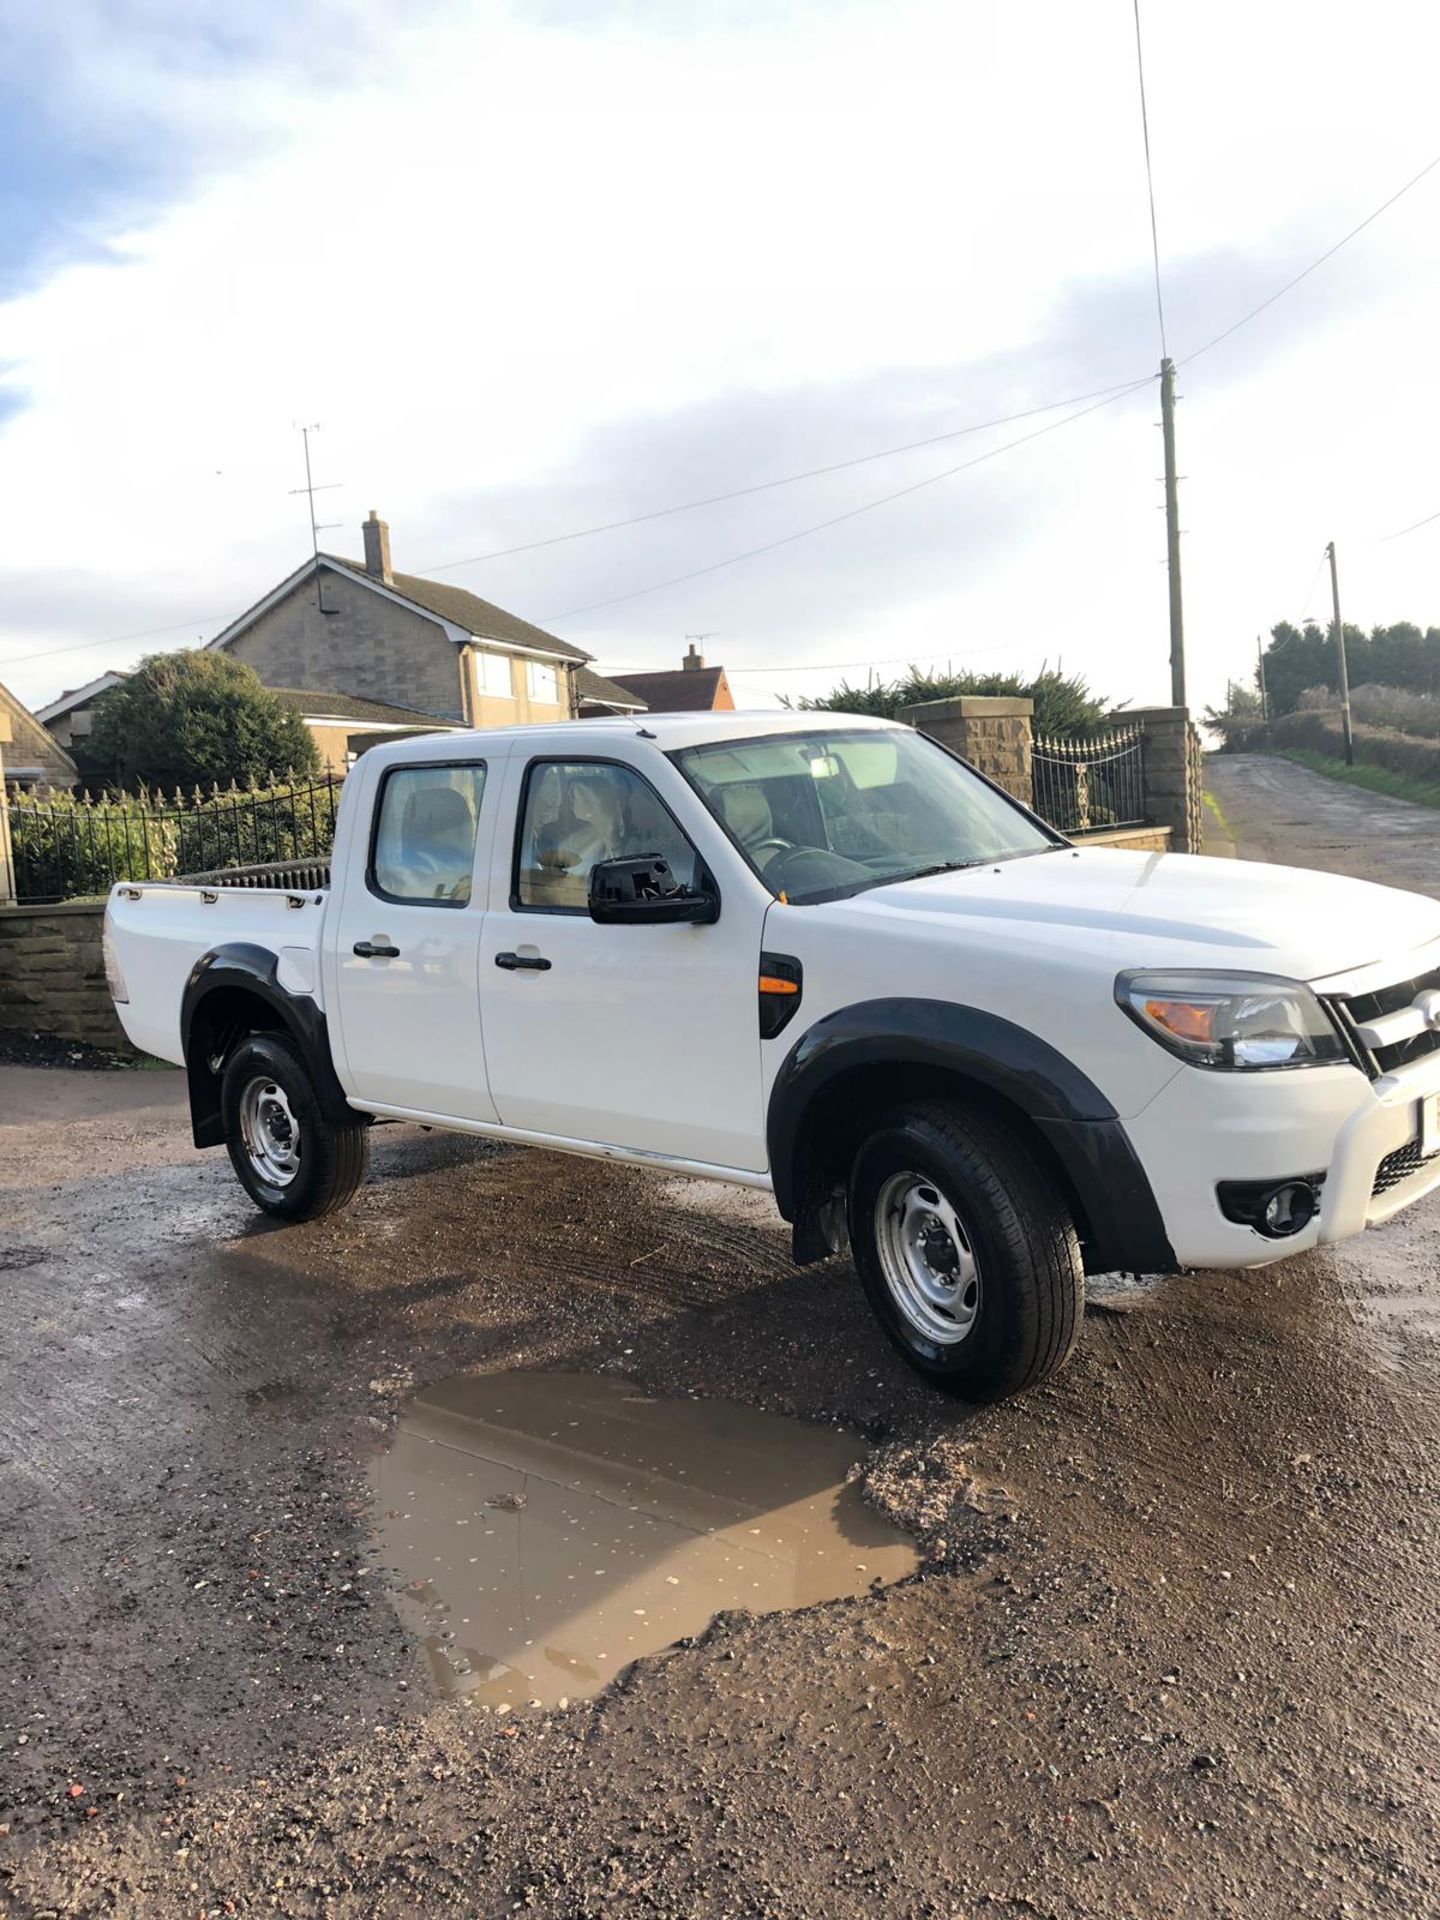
[[1372, 1138, 1440, 1198], [1334, 961, 1440, 1076]]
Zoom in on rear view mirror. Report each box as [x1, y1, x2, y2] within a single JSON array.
[[588, 855, 719, 925]]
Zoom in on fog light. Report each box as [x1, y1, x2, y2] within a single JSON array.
[[1261, 1182, 1316, 1237], [1217, 1174, 1325, 1237]]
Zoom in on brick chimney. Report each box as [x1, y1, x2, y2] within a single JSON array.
[[682, 642, 704, 671], [362, 510, 393, 584]]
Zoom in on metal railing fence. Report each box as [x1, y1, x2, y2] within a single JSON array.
[[3, 775, 344, 904], [1030, 725, 1145, 834]]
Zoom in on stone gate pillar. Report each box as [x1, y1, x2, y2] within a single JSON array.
[[896, 695, 1034, 808]]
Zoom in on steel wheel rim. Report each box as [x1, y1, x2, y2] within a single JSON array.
[[238, 1076, 302, 1187], [874, 1170, 981, 1346]]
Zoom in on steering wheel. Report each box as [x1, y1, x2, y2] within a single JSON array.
[[747, 836, 796, 869]]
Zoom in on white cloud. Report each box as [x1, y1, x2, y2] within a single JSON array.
[[2, 0, 1439, 719]]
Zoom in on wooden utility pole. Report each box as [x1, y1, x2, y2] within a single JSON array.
[[1160, 358, 1185, 708], [1256, 634, 1268, 722], [1325, 540, 1355, 766]]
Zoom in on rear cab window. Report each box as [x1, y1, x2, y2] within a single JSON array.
[[369, 763, 488, 906]]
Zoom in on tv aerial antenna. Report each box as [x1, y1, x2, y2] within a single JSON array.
[[290, 423, 343, 612]]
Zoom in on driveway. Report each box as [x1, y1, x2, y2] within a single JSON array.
[[4, 770, 1440, 1915], [1206, 751, 1440, 897]]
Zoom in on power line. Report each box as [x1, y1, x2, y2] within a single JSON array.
[[723, 639, 1036, 679], [1380, 505, 1440, 543], [1179, 149, 1440, 367], [0, 379, 1150, 676], [1131, 0, 1167, 358], [1297, 548, 1329, 621], [411, 378, 1149, 578], [0, 617, 224, 672], [546, 378, 1155, 625], [10, 146, 1439, 679]]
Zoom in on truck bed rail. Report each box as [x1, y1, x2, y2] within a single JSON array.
[[177, 857, 331, 891]]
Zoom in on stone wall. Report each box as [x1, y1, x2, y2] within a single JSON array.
[[896, 695, 1034, 805], [1073, 823, 1172, 853], [1124, 707, 1205, 853], [0, 903, 133, 1051]]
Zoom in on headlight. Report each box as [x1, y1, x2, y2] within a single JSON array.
[[1115, 969, 1348, 1070]]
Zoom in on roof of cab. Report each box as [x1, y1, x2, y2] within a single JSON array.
[[360, 707, 904, 767]]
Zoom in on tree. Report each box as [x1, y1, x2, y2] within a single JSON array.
[[1203, 678, 1266, 751], [793, 666, 1110, 738], [1258, 619, 1440, 716], [82, 651, 320, 793]]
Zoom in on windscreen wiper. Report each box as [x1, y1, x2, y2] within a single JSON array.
[[895, 859, 987, 883]]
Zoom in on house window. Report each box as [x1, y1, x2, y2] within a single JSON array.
[[526, 660, 560, 704], [475, 649, 514, 698]]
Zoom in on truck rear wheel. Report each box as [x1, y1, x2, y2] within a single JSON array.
[[221, 1032, 369, 1222], [848, 1101, 1083, 1402]]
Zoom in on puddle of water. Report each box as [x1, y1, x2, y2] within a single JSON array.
[[371, 1371, 919, 1709]]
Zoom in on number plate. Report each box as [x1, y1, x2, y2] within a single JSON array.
[[1421, 1094, 1440, 1158]]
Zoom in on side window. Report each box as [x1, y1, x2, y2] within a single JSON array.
[[515, 760, 701, 911], [371, 763, 487, 905]]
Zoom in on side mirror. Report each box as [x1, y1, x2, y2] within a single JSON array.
[[588, 855, 719, 926]]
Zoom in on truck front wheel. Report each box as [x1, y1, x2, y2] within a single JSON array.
[[220, 1032, 369, 1222], [848, 1101, 1083, 1402]]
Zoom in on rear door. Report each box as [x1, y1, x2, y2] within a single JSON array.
[[331, 755, 500, 1121], [479, 750, 771, 1170]]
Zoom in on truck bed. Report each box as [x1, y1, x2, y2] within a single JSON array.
[[106, 867, 330, 1064]]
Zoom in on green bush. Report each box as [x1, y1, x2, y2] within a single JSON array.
[[1272, 708, 1440, 784], [83, 650, 320, 792], [792, 667, 1110, 738], [172, 778, 342, 874], [8, 791, 179, 902]]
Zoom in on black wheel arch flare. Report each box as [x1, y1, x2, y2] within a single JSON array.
[[180, 944, 355, 1149], [766, 996, 1178, 1277]]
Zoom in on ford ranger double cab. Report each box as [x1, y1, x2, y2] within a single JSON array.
[[104, 711, 1440, 1401]]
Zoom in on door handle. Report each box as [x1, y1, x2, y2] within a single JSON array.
[[495, 951, 552, 972], [353, 940, 401, 958]]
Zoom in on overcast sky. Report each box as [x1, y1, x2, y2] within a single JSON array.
[[2, 0, 1438, 720]]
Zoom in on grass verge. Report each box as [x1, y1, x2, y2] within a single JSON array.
[[1276, 747, 1440, 811]]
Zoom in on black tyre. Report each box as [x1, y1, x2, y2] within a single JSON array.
[[220, 1031, 369, 1222], [848, 1100, 1083, 1402]]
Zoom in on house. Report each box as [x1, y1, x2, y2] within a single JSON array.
[[38, 672, 460, 778], [574, 667, 649, 719], [206, 512, 593, 727], [268, 688, 463, 774], [36, 672, 126, 753], [608, 644, 735, 714], [1, 682, 80, 789]]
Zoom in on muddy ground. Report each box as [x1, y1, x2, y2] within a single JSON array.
[[3, 755, 1439, 1917]]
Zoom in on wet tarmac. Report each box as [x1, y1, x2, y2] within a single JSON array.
[[373, 1371, 918, 1706]]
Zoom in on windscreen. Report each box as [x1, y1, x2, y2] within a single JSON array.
[[671, 728, 1056, 903]]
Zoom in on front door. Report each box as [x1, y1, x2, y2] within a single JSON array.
[[331, 757, 499, 1121], [480, 754, 768, 1171]]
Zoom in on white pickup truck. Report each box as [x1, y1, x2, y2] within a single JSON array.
[[105, 710, 1440, 1401]]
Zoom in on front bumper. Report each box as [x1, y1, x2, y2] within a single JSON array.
[[1124, 1050, 1440, 1270]]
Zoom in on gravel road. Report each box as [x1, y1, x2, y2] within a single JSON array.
[[3, 761, 1439, 1916]]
